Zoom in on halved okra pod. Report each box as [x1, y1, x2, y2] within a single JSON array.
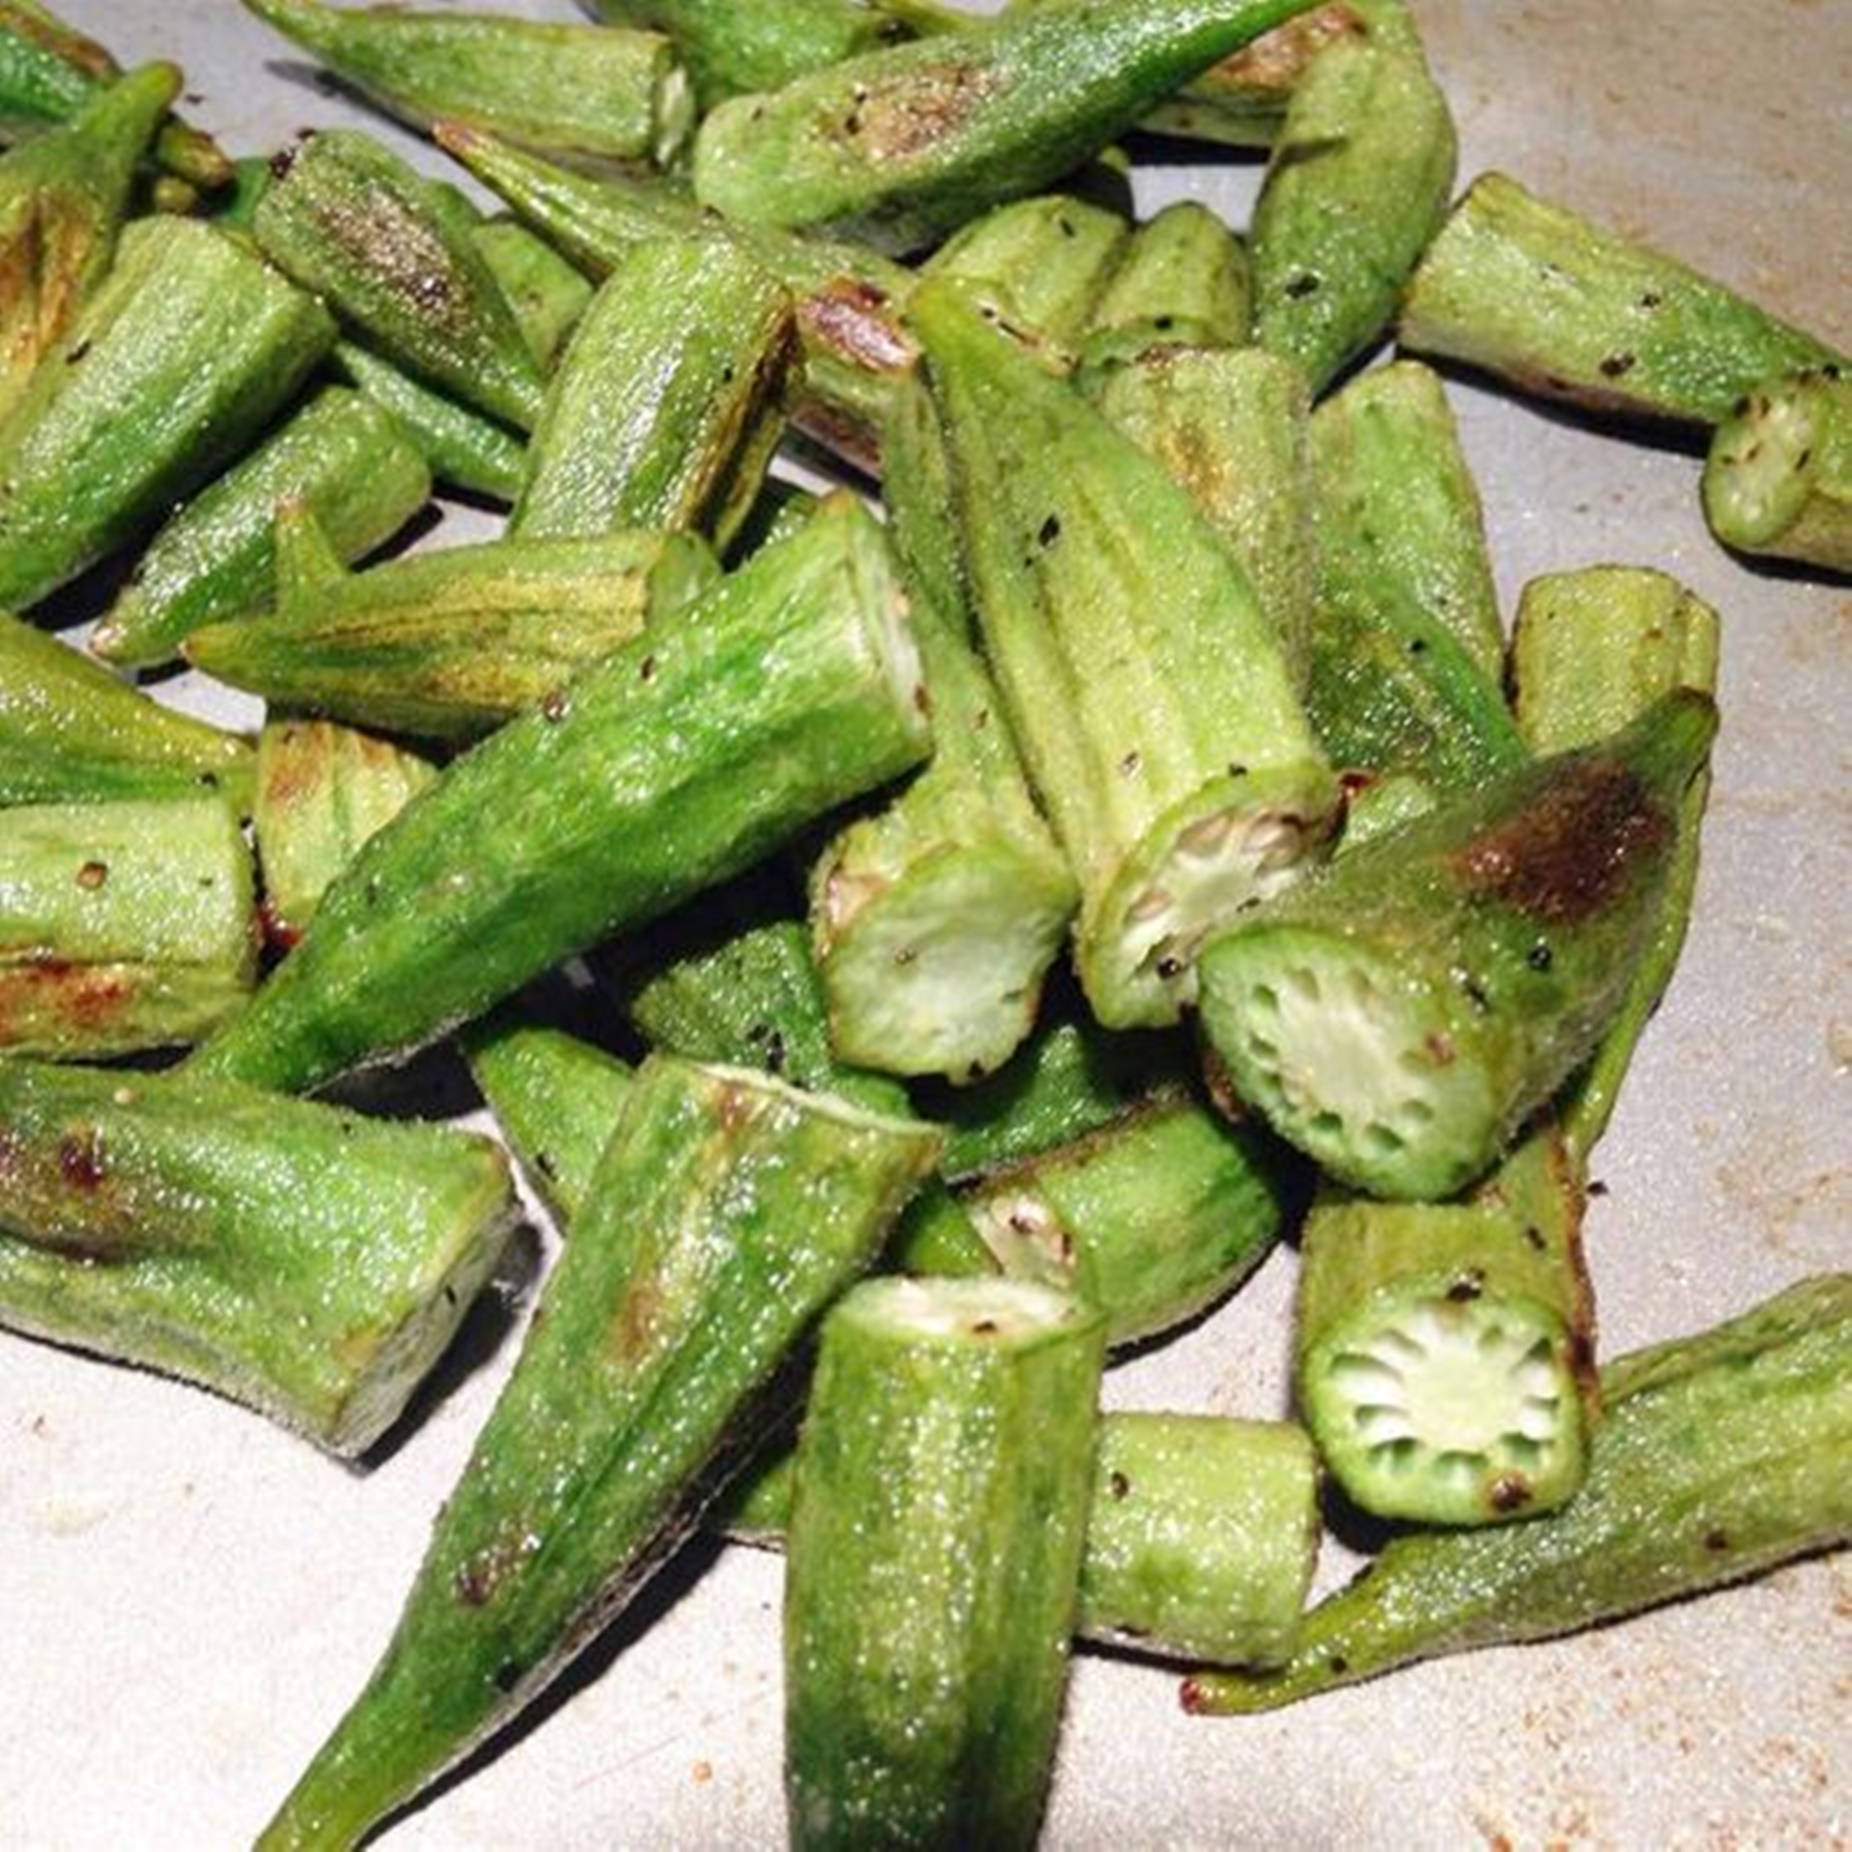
[[184, 507, 720, 741], [242, 0, 694, 170], [0, 215, 334, 613], [1196, 689, 1717, 1199], [691, 0, 1324, 255], [913, 275, 1337, 1028], [511, 237, 794, 551], [784, 1275, 1106, 1850], [259, 1054, 941, 1850], [0, 795, 256, 1058], [90, 385, 432, 669], [0, 1058, 515, 1456], [1185, 1274, 1852, 1713], [187, 494, 929, 1096], [0, 611, 253, 809], [1702, 367, 1852, 574], [1399, 172, 1846, 428]]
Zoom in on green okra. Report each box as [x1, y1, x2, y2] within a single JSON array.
[[254, 129, 544, 432], [962, 1088, 1299, 1346], [1249, 27, 1456, 395], [184, 508, 720, 741], [809, 371, 1078, 1081], [1185, 1274, 1852, 1713], [1702, 367, 1852, 574], [1196, 689, 1717, 1200], [0, 214, 334, 613], [1399, 172, 1847, 429], [90, 385, 432, 670], [1305, 358, 1522, 791], [242, 0, 694, 170], [0, 795, 256, 1058], [914, 276, 1337, 1028], [187, 494, 929, 1096], [253, 718, 439, 942], [512, 237, 794, 552], [471, 216, 592, 373], [0, 61, 178, 423], [331, 339, 527, 503], [1509, 566, 1720, 1164], [0, 1058, 515, 1457], [0, 611, 253, 810], [784, 1275, 1106, 1851], [692, 0, 1321, 255], [1076, 199, 1251, 377], [1089, 347, 1313, 681], [726, 477, 822, 567], [260, 1054, 940, 1849]]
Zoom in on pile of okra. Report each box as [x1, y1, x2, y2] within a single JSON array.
[[1, 0, 1847, 1843]]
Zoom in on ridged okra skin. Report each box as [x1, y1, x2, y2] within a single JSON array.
[[0, 61, 177, 422], [260, 1056, 940, 1849], [1400, 172, 1847, 429], [243, 0, 693, 169], [1703, 368, 1852, 574], [512, 237, 794, 552], [913, 276, 1337, 1028], [0, 1059, 516, 1455], [1075, 199, 1252, 377], [185, 508, 720, 741], [0, 796, 256, 1058], [0, 612, 253, 809], [253, 719, 438, 941], [472, 217, 592, 373], [692, 0, 1324, 256], [0, 215, 334, 613], [254, 130, 545, 433], [784, 1276, 1106, 1851], [1197, 690, 1717, 1200], [187, 495, 929, 1095], [1185, 1275, 1852, 1713], [91, 386, 432, 670], [1306, 358, 1522, 792]]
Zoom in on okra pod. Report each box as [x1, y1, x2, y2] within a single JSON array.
[[187, 494, 928, 1095], [0, 214, 334, 613], [260, 1054, 940, 1848], [254, 129, 544, 432], [692, 0, 1323, 255], [242, 0, 694, 170], [184, 509, 720, 741], [1196, 690, 1717, 1199], [0, 1058, 515, 1456], [471, 216, 592, 374], [1076, 198, 1251, 376], [784, 1275, 1106, 1850], [253, 718, 438, 942], [90, 385, 432, 670], [0, 611, 253, 810], [1702, 367, 1852, 574], [0, 795, 256, 1058], [1399, 172, 1846, 429], [914, 276, 1337, 1027], [1185, 1274, 1852, 1712], [512, 237, 794, 552], [726, 477, 822, 567]]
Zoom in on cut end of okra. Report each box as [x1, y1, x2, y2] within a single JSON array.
[[1198, 924, 1493, 1199], [1702, 369, 1850, 569]]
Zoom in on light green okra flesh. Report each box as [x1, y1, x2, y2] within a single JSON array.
[[1702, 367, 1852, 573], [784, 1275, 1106, 1851], [186, 494, 928, 1096], [259, 1056, 940, 1851], [1399, 172, 1847, 428], [1186, 1275, 1852, 1713], [0, 796, 256, 1058], [0, 1059, 516, 1457]]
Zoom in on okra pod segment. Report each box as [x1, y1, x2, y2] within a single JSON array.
[[1702, 367, 1852, 574], [784, 1275, 1106, 1850], [1076, 199, 1252, 378], [259, 1054, 941, 1848], [0, 1058, 516, 1456], [1399, 172, 1846, 429], [471, 216, 593, 373]]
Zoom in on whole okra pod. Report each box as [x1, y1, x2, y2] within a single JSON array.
[[1702, 367, 1852, 574], [0, 1058, 515, 1456]]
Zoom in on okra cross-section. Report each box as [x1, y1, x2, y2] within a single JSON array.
[[1702, 368, 1852, 575]]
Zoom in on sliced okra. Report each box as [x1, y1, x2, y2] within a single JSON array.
[[1076, 199, 1252, 377], [1702, 367, 1852, 574]]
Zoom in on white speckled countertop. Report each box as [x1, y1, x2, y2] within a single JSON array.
[[2, 3, 1847, 1846]]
